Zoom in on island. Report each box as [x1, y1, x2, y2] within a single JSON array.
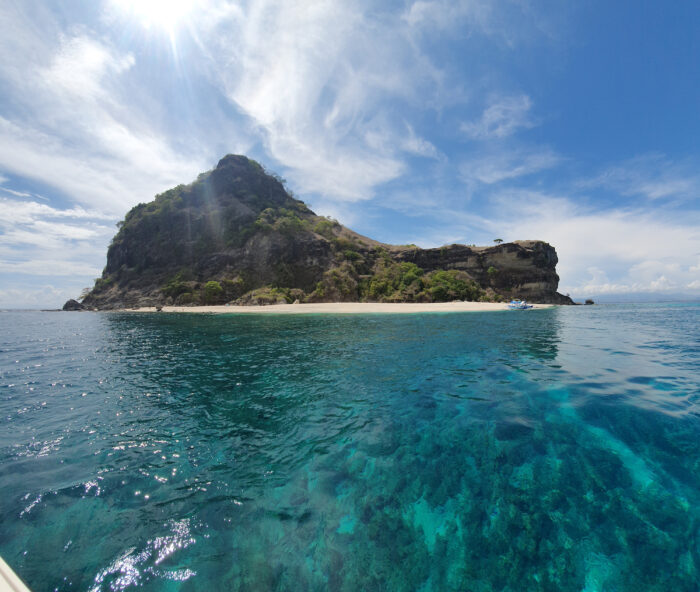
[[75, 155, 573, 310]]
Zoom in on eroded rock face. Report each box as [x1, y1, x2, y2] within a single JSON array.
[[397, 241, 572, 304], [81, 155, 574, 309]]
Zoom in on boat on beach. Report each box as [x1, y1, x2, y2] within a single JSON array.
[[508, 299, 533, 310]]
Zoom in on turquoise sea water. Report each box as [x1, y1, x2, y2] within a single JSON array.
[[1, 304, 699, 591]]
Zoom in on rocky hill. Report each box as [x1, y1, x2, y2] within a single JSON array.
[[80, 155, 573, 309]]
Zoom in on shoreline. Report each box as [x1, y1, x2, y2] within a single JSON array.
[[119, 302, 556, 315]]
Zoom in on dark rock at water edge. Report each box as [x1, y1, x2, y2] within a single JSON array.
[[62, 299, 85, 311], [81, 154, 575, 309]]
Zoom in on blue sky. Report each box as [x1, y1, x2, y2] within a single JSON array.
[[1, 0, 699, 307]]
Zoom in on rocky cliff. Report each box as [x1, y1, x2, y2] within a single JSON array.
[[80, 155, 573, 309]]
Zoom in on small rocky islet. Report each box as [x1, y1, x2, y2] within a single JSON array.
[[76, 155, 573, 310]]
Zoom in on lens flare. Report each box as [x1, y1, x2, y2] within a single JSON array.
[[111, 0, 196, 32]]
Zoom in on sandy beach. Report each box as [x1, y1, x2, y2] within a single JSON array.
[[125, 302, 555, 314]]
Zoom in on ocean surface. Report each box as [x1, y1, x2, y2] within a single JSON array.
[[1, 303, 699, 591]]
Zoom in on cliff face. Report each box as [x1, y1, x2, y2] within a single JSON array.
[[81, 155, 573, 309], [397, 241, 571, 304]]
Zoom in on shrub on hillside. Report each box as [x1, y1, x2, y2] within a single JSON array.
[[313, 218, 339, 239], [424, 270, 484, 302], [236, 287, 292, 305], [203, 280, 224, 304], [363, 261, 425, 302]]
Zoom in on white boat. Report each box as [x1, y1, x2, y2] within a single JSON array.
[[508, 299, 533, 310]]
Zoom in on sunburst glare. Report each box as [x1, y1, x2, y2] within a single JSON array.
[[110, 0, 196, 33]]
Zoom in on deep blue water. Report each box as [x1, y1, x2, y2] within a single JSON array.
[[1, 304, 699, 591]]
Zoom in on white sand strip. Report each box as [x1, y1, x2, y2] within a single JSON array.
[[124, 302, 555, 314]]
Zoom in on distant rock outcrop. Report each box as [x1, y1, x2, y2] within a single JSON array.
[[62, 299, 85, 311], [81, 155, 574, 309]]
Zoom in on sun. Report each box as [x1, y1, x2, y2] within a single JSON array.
[[111, 0, 196, 32]]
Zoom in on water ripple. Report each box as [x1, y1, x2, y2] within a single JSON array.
[[0, 305, 699, 590]]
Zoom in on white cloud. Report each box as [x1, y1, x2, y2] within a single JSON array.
[[480, 191, 700, 296], [0, 0, 557, 213], [363, 122, 440, 161], [461, 148, 560, 184], [0, 117, 200, 216], [196, 0, 444, 201], [400, 125, 440, 159], [461, 95, 535, 139], [404, 0, 493, 32], [376, 186, 700, 297], [0, 257, 103, 278], [0, 197, 114, 280], [0, 187, 34, 199], [43, 34, 135, 100], [585, 154, 700, 202], [0, 4, 211, 216], [402, 0, 556, 44], [0, 198, 114, 225]]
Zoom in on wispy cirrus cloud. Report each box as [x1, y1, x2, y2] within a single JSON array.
[[0, 3, 212, 216], [460, 148, 561, 185], [461, 94, 535, 139], [43, 34, 135, 100], [0, 115, 204, 217], [403, 0, 494, 32], [402, 0, 564, 45], [0, 190, 115, 225], [400, 124, 441, 159], [197, 0, 440, 201], [194, 0, 558, 202], [0, 186, 39, 199], [583, 154, 700, 203], [0, 0, 558, 212]]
